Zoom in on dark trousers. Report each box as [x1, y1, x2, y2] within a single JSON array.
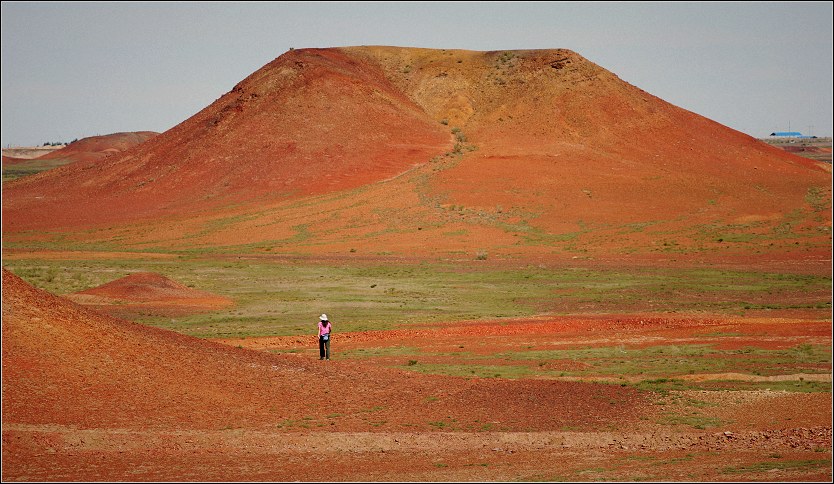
[[319, 335, 330, 359]]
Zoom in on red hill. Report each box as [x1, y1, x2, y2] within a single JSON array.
[[2, 47, 829, 260]]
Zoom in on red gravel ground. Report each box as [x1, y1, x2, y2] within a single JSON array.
[[3, 268, 831, 481]]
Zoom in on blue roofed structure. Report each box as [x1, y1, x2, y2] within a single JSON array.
[[770, 131, 813, 138]]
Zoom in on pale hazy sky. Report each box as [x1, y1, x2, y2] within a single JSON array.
[[2, 1, 832, 147]]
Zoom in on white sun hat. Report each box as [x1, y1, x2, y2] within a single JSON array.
[[320, 314, 328, 321]]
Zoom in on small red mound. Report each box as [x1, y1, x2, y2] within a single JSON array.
[[66, 271, 234, 316], [75, 271, 222, 301]]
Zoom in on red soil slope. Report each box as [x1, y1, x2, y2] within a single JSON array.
[[2, 47, 830, 259], [64, 271, 233, 316]]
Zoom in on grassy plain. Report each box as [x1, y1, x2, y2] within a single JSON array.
[[335, 342, 831, 393], [3, 254, 830, 338]]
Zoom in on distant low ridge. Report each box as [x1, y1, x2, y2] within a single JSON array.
[[2, 131, 158, 181], [36, 131, 159, 164]]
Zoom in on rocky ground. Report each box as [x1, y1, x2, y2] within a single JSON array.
[[3, 268, 830, 481]]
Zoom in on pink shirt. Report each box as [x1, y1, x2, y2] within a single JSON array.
[[318, 321, 331, 336]]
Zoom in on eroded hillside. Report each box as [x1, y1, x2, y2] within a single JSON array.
[[3, 47, 830, 260]]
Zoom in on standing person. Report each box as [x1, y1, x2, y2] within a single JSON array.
[[317, 314, 332, 360]]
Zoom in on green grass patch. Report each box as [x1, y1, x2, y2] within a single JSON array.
[[722, 459, 830, 474], [492, 343, 830, 380], [2, 157, 76, 182], [805, 186, 830, 212], [339, 346, 422, 359], [633, 377, 831, 394], [276, 417, 315, 429], [692, 379, 832, 393], [402, 363, 534, 379], [292, 330, 828, 395], [658, 413, 724, 429]]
